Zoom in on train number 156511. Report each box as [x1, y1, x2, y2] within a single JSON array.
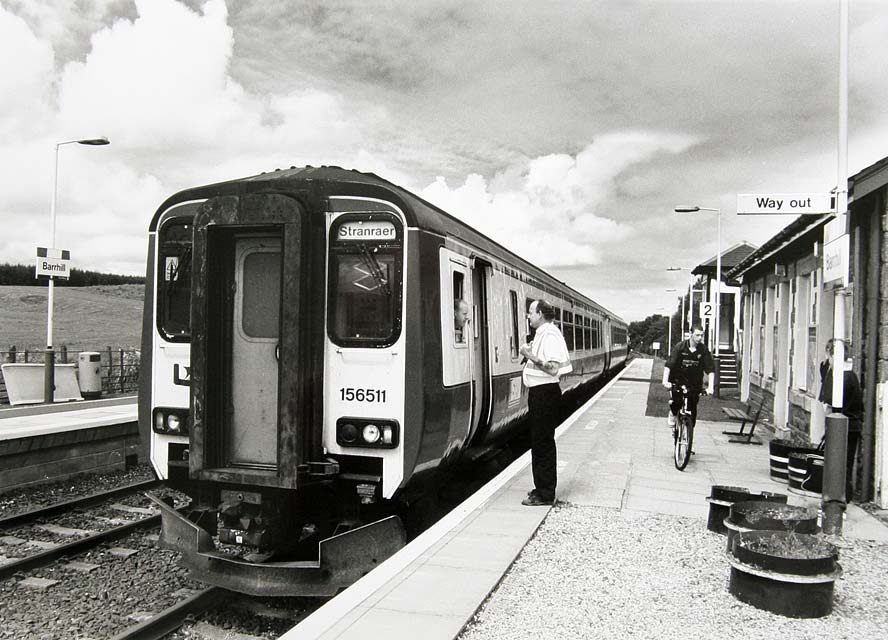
[[339, 387, 387, 403]]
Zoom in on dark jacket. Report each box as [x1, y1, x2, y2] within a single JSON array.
[[666, 339, 715, 390], [819, 362, 863, 431]]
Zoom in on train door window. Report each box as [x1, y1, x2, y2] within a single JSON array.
[[241, 251, 281, 338], [509, 290, 520, 358], [590, 317, 599, 349], [328, 213, 403, 347], [525, 297, 535, 340], [553, 306, 561, 330], [157, 218, 193, 341], [583, 316, 591, 350], [453, 271, 467, 344]]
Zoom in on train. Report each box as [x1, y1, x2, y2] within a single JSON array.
[[138, 166, 628, 596]]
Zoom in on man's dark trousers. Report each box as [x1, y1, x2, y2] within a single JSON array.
[[528, 383, 562, 501]]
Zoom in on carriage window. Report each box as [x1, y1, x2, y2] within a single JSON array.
[[328, 215, 402, 347], [158, 218, 193, 341]]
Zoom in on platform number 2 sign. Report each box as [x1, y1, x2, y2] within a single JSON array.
[[699, 302, 715, 320]]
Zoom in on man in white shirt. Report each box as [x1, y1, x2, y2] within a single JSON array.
[[519, 299, 572, 506]]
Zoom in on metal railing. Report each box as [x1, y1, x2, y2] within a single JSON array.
[[1, 345, 140, 404]]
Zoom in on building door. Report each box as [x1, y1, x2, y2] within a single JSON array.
[[229, 236, 282, 468]]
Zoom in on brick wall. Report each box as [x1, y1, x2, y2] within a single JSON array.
[[0, 422, 140, 492]]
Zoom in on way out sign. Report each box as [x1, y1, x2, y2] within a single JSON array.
[[737, 193, 835, 215], [36, 247, 71, 279]]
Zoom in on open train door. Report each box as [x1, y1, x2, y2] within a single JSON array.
[[189, 193, 317, 490], [468, 257, 493, 441]]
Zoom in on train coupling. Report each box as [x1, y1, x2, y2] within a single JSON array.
[[147, 494, 406, 597]]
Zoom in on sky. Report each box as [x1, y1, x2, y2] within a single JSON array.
[[1, 0, 886, 321]]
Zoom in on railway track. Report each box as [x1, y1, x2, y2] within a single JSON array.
[[0, 478, 164, 580], [0, 478, 160, 528], [108, 586, 232, 640]]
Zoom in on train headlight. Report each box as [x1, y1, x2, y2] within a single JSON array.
[[166, 414, 182, 433], [336, 418, 398, 449], [362, 424, 381, 444], [340, 423, 358, 443], [152, 407, 189, 436]]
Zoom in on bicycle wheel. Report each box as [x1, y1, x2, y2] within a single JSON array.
[[674, 413, 692, 470]]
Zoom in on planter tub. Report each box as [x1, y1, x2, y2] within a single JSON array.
[[728, 531, 840, 618], [769, 439, 820, 483], [788, 453, 824, 497], [706, 486, 787, 535], [724, 501, 819, 551]]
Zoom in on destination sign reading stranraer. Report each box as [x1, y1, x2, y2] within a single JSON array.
[[337, 220, 397, 241], [736, 193, 835, 215], [35, 247, 71, 279]]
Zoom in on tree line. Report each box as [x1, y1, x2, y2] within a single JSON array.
[[0, 263, 144, 286]]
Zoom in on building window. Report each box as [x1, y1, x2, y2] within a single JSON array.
[[793, 274, 810, 391]]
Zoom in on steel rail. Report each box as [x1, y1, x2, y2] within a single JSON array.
[[0, 514, 161, 579], [107, 587, 232, 640], [0, 478, 161, 529]]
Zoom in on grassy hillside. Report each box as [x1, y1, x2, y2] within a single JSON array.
[[0, 285, 144, 352]]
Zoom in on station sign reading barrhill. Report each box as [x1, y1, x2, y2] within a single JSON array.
[[736, 193, 835, 215], [35, 247, 71, 279]]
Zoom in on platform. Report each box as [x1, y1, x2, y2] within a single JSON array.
[[0, 397, 139, 491], [283, 359, 888, 640]]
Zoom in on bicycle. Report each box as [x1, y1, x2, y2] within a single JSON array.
[[672, 385, 704, 471]]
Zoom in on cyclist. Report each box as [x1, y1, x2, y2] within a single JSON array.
[[662, 324, 715, 430]]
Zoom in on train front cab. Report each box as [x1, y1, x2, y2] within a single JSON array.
[[146, 192, 408, 596]]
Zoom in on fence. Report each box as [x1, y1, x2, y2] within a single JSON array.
[[0, 346, 140, 405]]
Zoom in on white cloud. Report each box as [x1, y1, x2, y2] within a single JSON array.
[[0, 8, 55, 139], [420, 132, 695, 269]]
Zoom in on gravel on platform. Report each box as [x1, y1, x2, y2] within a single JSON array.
[[459, 503, 888, 640]]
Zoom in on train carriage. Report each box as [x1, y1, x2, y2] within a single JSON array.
[[140, 166, 627, 595]]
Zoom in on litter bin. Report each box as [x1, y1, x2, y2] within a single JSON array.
[[77, 352, 102, 399]]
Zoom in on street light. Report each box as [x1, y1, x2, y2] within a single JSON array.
[[666, 267, 688, 337], [45, 136, 111, 403], [665, 288, 678, 354], [674, 205, 721, 356]]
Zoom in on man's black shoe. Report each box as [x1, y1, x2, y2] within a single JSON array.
[[521, 494, 554, 506]]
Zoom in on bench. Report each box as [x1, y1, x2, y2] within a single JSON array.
[[722, 399, 765, 445]]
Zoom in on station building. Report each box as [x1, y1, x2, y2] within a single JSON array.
[[686, 242, 757, 392], [726, 154, 888, 506]]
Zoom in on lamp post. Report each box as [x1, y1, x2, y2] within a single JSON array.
[[675, 205, 721, 397], [666, 266, 690, 337], [674, 206, 721, 354], [44, 137, 110, 404], [665, 288, 678, 354]]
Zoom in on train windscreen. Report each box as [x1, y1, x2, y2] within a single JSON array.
[[327, 214, 403, 347], [158, 219, 192, 341]]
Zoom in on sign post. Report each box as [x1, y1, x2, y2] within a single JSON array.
[[36, 246, 71, 405]]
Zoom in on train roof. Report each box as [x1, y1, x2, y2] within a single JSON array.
[[150, 165, 626, 325]]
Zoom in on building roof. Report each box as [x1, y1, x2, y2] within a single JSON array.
[[691, 242, 759, 277]]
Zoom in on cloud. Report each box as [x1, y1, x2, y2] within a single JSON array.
[[0, 0, 395, 274], [0, 8, 55, 139], [419, 131, 695, 269]]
